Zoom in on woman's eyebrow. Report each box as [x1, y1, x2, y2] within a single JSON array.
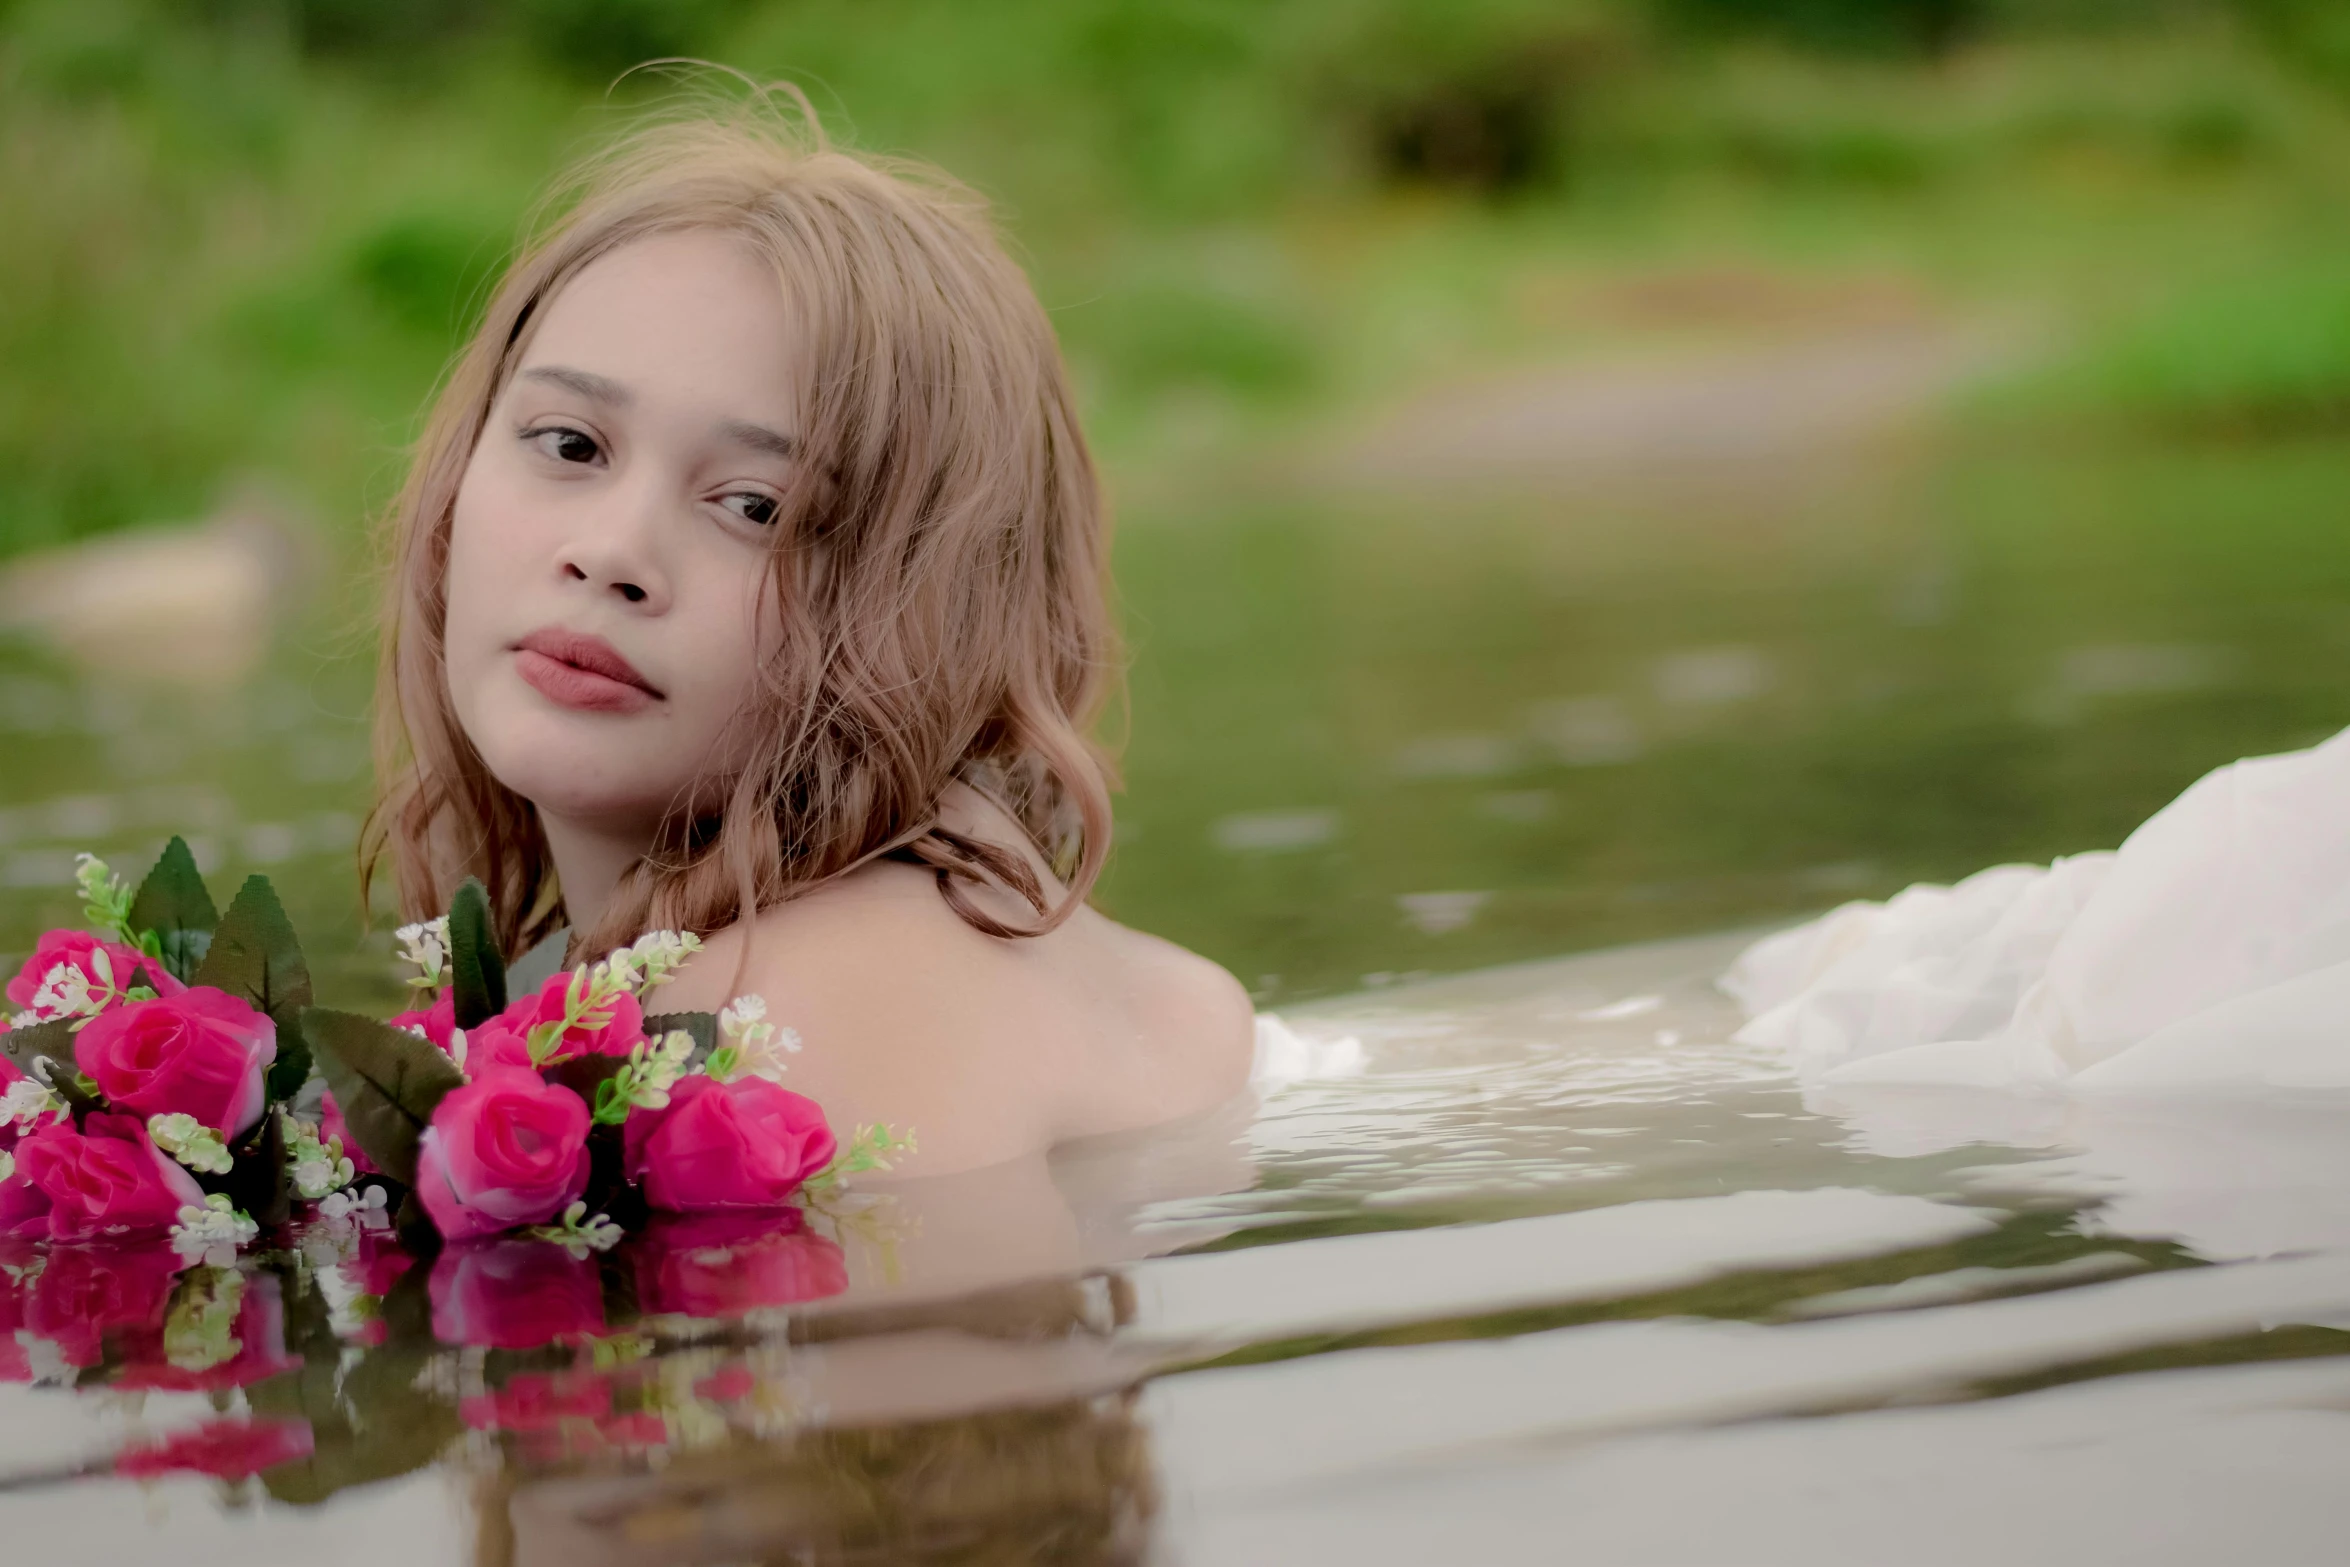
[[717, 418, 798, 460], [520, 364, 632, 405]]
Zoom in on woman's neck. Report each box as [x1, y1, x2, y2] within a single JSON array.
[[535, 811, 653, 938]]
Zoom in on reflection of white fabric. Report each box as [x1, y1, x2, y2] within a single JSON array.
[[1250, 1014, 1365, 1087], [1808, 1084, 2350, 1260], [1726, 726, 2350, 1093]]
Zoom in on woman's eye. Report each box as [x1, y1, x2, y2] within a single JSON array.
[[721, 492, 781, 527], [526, 426, 602, 465]]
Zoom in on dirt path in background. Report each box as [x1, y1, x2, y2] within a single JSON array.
[[1313, 319, 2021, 498]]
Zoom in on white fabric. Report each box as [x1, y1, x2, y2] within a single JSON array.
[[1250, 1014, 1365, 1087], [1725, 725, 2350, 1092]]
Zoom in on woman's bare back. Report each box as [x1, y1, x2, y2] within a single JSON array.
[[658, 791, 1255, 1175]]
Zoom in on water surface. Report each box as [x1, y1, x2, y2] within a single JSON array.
[[4, 429, 2349, 1561]]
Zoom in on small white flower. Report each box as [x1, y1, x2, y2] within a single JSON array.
[[20, 960, 99, 1024], [0, 1150, 12, 1183], [284, 1112, 356, 1200], [171, 1193, 258, 1266], [0, 1077, 63, 1135], [318, 1184, 388, 1223], [395, 917, 451, 990], [148, 1112, 235, 1176], [625, 1030, 697, 1111], [707, 994, 801, 1084], [626, 930, 701, 991], [73, 852, 112, 903], [528, 1200, 623, 1258]]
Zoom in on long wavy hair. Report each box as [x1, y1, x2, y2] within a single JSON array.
[[364, 86, 1117, 962]]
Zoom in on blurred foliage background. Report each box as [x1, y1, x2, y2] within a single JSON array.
[[7, 0, 2349, 546], [4, 0, 2350, 1002]]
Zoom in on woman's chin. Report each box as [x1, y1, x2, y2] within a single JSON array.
[[480, 749, 680, 833]]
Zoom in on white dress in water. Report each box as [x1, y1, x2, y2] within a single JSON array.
[[1725, 725, 2350, 1095]]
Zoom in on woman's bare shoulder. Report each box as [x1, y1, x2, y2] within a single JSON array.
[[660, 862, 1254, 1173], [1071, 915, 1256, 1132]]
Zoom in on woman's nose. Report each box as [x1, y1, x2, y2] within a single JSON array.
[[556, 480, 673, 613]]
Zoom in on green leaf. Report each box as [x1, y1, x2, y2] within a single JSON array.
[[265, 1020, 315, 1107], [192, 876, 314, 1102], [0, 1019, 99, 1125], [253, 1271, 458, 1504], [0, 1017, 76, 1080], [212, 1104, 291, 1228], [301, 1008, 465, 1188], [48, 1070, 101, 1125], [446, 878, 506, 1029], [543, 1052, 626, 1111], [644, 1009, 718, 1068], [128, 836, 218, 985]]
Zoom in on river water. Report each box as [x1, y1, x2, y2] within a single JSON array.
[[3, 431, 2349, 1561]]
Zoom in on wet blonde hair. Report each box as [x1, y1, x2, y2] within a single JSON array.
[[364, 87, 1116, 960]]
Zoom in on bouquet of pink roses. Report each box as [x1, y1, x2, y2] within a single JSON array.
[[0, 838, 906, 1265], [3, 842, 317, 1257]]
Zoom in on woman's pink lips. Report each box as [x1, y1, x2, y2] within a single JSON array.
[[513, 630, 660, 714]]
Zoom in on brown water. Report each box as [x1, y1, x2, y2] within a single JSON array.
[[6, 934, 2349, 1563], [5, 428, 2350, 1562]]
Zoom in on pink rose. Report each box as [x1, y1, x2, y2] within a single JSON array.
[[388, 989, 456, 1053], [428, 1238, 605, 1349], [6, 930, 182, 1020], [112, 1416, 314, 1481], [316, 1090, 379, 1177], [413, 1068, 590, 1241], [26, 1240, 185, 1365], [0, 1167, 49, 1236], [75, 987, 276, 1137], [632, 1209, 848, 1317], [624, 1075, 836, 1214], [498, 974, 646, 1065], [16, 1114, 204, 1243], [328, 1231, 413, 1347], [0, 1053, 37, 1159], [457, 1019, 538, 1075]]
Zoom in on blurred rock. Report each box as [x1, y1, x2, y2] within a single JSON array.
[[0, 485, 315, 687]]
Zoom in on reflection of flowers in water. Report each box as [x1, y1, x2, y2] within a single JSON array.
[[111, 1416, 314, 1481], [423, 1207, 853, 1353], [460, 1368, 613, 1432], [431, 1238, 607, 1351], [0, 1246, 297, 1391], [454, 1338, 816, 1464], [297, 1210, 413, 1346], [9, 1239, 181, 1370], [635, 1208, 850, 1319], [119, 1269, 297, 1391], [0, 1209, 1165, 1567]]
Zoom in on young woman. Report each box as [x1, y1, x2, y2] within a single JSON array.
[[366, 99, 1254, 1180]]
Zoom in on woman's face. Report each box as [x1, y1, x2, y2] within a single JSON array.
[[443, 230, 798, 839]]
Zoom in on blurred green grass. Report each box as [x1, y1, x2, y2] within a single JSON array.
[[4, 0, 2350, 554]]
